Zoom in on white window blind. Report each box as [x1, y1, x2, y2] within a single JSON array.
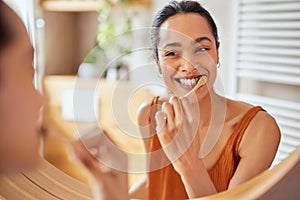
[[230, 0, 300, 165]]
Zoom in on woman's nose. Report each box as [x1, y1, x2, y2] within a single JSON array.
[[178, 58, 195, 74]]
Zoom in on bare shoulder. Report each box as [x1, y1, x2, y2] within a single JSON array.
[[246, 104, 281, 137], [225, 99, 256, 126], [226, 98, 281, 155], [247, 108, 281, 142], [239, 104, 281, 158]]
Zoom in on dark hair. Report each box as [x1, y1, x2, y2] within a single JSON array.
[[151, 0, 220, 61], [0, 1, 14, 51]]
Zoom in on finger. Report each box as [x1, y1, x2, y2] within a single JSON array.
[[72, 140, 115, 178], [169, 96, 182, 128], [180, 97, 194, 123], [162, 102, 175, 131], [155, 111, 174, 145], [155, 111, 167, 134], [78, 126, 105, 149], [72, 140, 98, 170]]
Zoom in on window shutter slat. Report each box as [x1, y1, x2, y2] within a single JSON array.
[[238, 62, 300, 75], [240, 29, 300, 38], [240, 21, 300, 29], [239, 38, 300, 47], [241, 12, 300, 21], [237, 70, 300, 85], [239, 46, 300, 57], [241, 2, 300, 12], [238, 54, 300, 65], [241, 0, 300, 4]]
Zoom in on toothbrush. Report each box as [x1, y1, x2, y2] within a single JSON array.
[[183, 76, 207, 98]]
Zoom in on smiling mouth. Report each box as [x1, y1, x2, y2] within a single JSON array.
[[175, 75, 207, 88]]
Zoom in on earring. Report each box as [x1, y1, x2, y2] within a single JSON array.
[[157, 65, 163, 78], [217, 62, 221, 69], [157, 72, 163, 78]]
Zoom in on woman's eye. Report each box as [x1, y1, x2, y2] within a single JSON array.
[[164, 51, 178, 57], [195, 47, 210, 53]]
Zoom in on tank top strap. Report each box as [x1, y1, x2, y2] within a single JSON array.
[[231, 106, 265, 154], [149, 96, 161, 151]]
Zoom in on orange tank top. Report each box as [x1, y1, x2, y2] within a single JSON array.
[[147, 97, 264, 199]]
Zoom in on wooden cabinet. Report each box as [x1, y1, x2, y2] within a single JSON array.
[[40, 1, 99, 75], [40, 0, 151, 12], [40, 0, 105, 12]]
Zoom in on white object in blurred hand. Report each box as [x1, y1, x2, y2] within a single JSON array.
[[106, 67, 118, 82], [62, 89, 99, 122]]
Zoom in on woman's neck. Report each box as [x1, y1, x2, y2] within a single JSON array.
[[197, 90, 227, 128], [197, 90, 227, 158]]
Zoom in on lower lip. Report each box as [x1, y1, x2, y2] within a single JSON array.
[[179, 83, 199, 91]]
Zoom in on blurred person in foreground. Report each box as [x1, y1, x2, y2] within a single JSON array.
[[0, 0, 43, 174], [0, 1, 127, 199]]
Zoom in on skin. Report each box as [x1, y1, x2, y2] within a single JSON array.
[[0, 2, 44, 173], [72, 12, 281, 200]]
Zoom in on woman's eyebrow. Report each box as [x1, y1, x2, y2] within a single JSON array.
[[161, 37, 212, 49], [162, 42, 181, 49], [192, 37, 212, 45]]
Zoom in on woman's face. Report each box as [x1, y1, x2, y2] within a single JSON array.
[[0, 4, 43, 173], [157, 13, 218, 98]]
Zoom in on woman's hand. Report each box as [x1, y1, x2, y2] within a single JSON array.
[[71, 127, 129, 200], [155, 96, 201, 174], [155, 96, 217, 197]]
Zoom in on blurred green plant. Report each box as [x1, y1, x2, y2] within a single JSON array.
[[97, 1, 133, 51], [83, 0, 133, 64], [81, 0, 134, 79]]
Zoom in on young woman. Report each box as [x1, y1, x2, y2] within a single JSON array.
[[131, 0, 281, 199], [0, 0, 44, 174]]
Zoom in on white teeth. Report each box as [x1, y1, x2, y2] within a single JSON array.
[[184, 79, 188, 85], [178, 77, 202, 86], [191, 79, 196, 85], [187, 79, 192, 86]]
